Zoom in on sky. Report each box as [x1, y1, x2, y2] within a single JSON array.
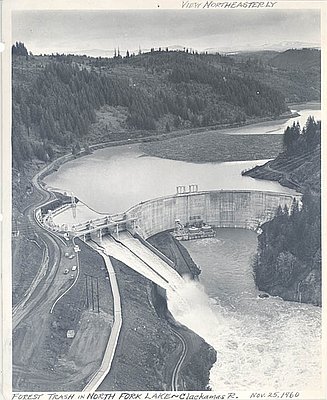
[[12, 9, 321, 56]]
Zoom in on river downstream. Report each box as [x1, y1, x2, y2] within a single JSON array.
[[168, 230, 321, 391], [44, 106, 322, 392]]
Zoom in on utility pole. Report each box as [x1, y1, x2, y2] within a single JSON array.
[[91, 277, 94, 311], [96, 277, 100, 314], [71, 192, 76, 219], [84, 273, 100, 313], [85, 274, 89, 308]]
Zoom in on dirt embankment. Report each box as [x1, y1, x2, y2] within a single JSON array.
[[148, 232, 200, 278]]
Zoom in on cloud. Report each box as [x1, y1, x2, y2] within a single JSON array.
[[12, 9, 320, 55]]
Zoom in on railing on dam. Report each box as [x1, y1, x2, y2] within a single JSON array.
[[68, 189, 301, 240]]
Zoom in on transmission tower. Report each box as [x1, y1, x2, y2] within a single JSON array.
[[71, 192, 77, 219]]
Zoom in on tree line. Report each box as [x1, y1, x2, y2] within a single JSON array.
[[12, 46, 289, 169], [253, 119, 321, 305], [12, 42, 29, 57], [283, 116, 321, 154]]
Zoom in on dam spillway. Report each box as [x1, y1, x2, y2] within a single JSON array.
[[97, 232, 184, 290]]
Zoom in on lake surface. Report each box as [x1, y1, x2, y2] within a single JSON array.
[[44, 104, 322, 392], [45, 150, 295, 216], [45, 106, 319, 215], [222, 106, 321, 135]]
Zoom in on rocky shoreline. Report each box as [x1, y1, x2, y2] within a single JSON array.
[[243, 139, 321, 306]]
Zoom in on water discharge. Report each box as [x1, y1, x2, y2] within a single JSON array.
[[166, 230, 321, 391]]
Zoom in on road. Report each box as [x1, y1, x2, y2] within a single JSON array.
[[49, 237, 80, 314], [171, 327, 187, 391], [82, 241, 122, 392], [12, 164, 68, 328], [264, 164, 302, 191]]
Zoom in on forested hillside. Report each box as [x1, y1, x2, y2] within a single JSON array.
[[250, 118, 321, 305], [243, 117, 321, 192], [269, 48, 320, 71], [230, 48, 320, 103], [12, 44, 320, 170]]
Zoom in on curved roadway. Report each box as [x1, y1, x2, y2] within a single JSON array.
[[13, 166, 67, 329], [171, 327, 187, 391], [82, 241, 122, 392]]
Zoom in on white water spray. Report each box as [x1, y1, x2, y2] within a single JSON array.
[[166, 235, 322, 392]]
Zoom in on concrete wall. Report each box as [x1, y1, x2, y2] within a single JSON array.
[[125, 190, 301, 239]]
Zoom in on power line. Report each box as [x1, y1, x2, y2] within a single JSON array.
[[84, 272, 100, 313]]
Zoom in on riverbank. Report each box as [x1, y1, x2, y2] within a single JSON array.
[[149, 232, 201, 278], [26, 105, 305, 186], [140, 106, 319, 164], [88, 107, 298, 147]]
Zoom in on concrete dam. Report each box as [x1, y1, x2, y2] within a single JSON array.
[[69, 189, 301, 241], [125, 189, 301, 239]]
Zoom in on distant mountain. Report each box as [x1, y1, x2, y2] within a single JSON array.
[[47, 41, 321, 59], [68, 45, 186, 58], [73, 49, 115, 57], [227, 50, 279, 63], [269, 48, 321, 71], [205, 41, 320, 55]]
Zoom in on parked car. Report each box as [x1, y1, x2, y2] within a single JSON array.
[[72, 265, 77, 271]]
